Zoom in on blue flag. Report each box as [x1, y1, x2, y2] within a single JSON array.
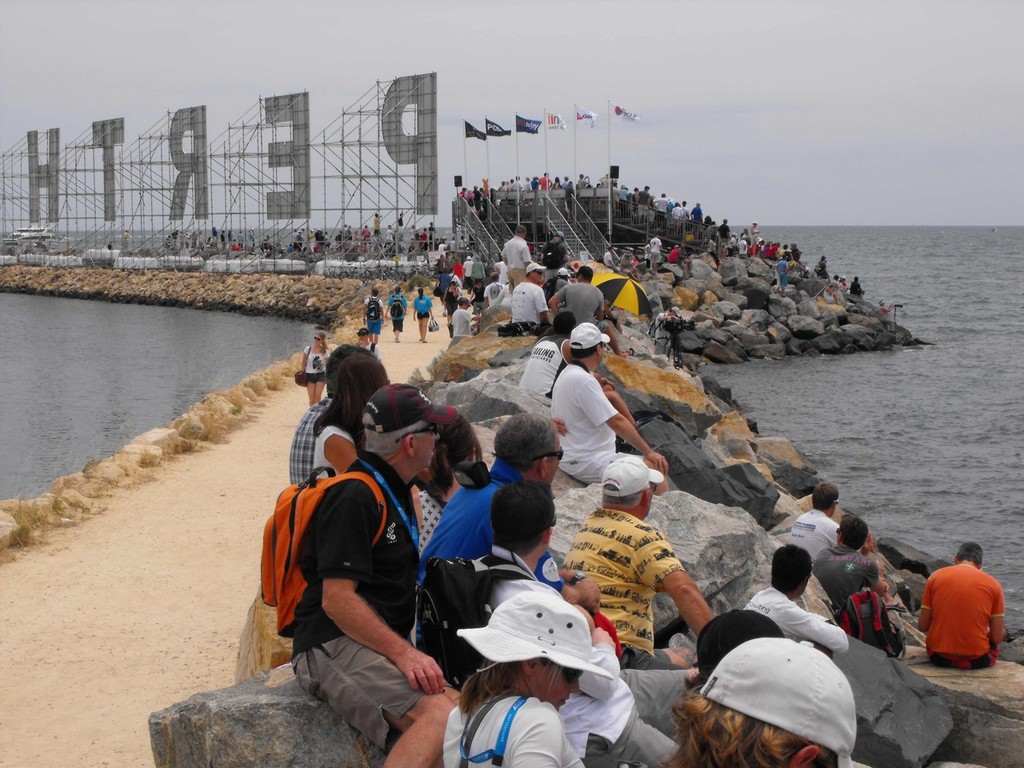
[[516, 115, 541, 134]]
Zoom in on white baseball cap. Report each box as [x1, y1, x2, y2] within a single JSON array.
[[700, 638, 857, 768], [526, 261, 545, 274], [602, 455, 664, 497], [457, 592, 613, 680], [568, 323, 610, 351]]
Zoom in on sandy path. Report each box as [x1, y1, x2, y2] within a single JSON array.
[[0, 328, 451, 768]]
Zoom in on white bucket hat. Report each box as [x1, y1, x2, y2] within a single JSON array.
[[700, 638, 857, 768], [458, 592, 613, 680]]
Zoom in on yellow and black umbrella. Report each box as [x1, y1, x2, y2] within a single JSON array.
[[591, 273, 654, 317]]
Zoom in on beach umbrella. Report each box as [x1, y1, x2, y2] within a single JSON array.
[[591, 273, 654, 317]]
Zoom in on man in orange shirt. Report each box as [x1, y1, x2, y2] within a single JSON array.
[[919, 542, 1005, 669]]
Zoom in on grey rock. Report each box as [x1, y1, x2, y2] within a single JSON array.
[[798, 297, 824, 319], [429, 377, 548, 421], [767, 322, 792, 344], [689, 260, 715, 279], [700, 327, 733, 346], [876, 537, 952, 578], [742, 284, 770, 311], [716, 300, 743, 321], [724, 338, 749, 361], [703, 340, 745, 364], [748, 343, 788, 360], [740, 308, 772, 332], [718, 259, 745, 285], [811, 329, 848, 353], [149, 669, 385, 768], [787, 315, 826, 339], [746, 258, 774, 280], [720, 292, 748, 310], [834, 641, 952, 768], [765, 460, 818, 497], [840, 323, 878, 350], [768, 294, 798, 319], [847, 313, 885, 334], [794, 276, 829, 296], [733, 331, 771, 351]]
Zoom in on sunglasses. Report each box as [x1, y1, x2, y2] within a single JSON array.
[[541, 658, 583, 684], [531, 449, 564, 462], [399, 423, 438, 442]]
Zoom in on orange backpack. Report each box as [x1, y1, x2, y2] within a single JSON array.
[[261, 469, 386, 637]]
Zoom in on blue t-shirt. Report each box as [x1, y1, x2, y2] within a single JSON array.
[[413, 295, 433, 314], [418, 457, 564, 590]]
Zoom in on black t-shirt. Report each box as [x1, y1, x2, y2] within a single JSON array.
[[292, 452, 419, 655]]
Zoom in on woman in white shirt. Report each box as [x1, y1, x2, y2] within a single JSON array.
[[312, 353, 389, 472], [443, 592, 613, 768]]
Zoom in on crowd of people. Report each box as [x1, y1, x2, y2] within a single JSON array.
[[281, 296, 1006, 768]]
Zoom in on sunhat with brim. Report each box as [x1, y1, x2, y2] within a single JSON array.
[[457, 591, 613, 680], [700, 638, 856, 768]]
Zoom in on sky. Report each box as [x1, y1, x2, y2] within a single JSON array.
[[2, 0, 1023, 228]]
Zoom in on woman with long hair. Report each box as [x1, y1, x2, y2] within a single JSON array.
[[414, 286, 433, 343], [670, 638, 856, 768], [301, 330, 329, 405], [415, 413, 482, 551], [443, 591, 613, 768], [312, 352, 389, 472]]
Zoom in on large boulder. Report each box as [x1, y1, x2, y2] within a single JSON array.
[[742, 284, 770, 311], [702, 340, 746, 364], [428, 372, 550, 422], [754, 436, 818, 497], [768, 294, 798, 319], [672, 285, 700, 311], [746, 258, 774, 280], [876, 537, 952, 578], [834, 642, 953, 768], [906, 653, 1024, 768], [718, 258, 746, 285], [840, 323, 878, 350], [429, 332, 533, 382], [740, 308, 772, 333], [787, 315, 826, 339], [149, 668, 385, 768], [235, 593, 292, 682]]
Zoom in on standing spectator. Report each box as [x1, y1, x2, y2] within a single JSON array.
[[413, 286, 433, 343], [443, 280, 461, 338], [483, 272, 505, 309], [356, 327, 382, 362], [363, 287, 384, 344], [449, 297, 475, 339], [502, 225, 531, 291], [300, 330, 329, 406], [386, 285, 407, 343], [511, 262, 551, 327], [776, 253, 789, 290], [919, 542, 1005, 668]]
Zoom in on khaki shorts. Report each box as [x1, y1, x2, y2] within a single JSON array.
[[293, 635, 422, 749]]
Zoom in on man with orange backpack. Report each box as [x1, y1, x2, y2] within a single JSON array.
[[291, 384, 458, 768]]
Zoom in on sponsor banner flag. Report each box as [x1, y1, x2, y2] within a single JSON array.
[[485, 118, 511, 137], [576, 109, 598, 126], [464, 121, 487, 140], [547, 113, 567, 131], [613, 105, 642, 122], [516, 114, 541, 134]]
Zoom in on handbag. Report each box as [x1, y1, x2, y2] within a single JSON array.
[[294, 370, 308, 387], [428, 316, 439, 333]]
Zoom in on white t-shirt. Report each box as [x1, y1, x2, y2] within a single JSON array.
[[502, 236, 530, 271], [313, 426, 353, 472], [551, 363, 618, 483], [360, 341, 382, 361], [497, 261, 509, 286], [519, 338, 567, 396], [789, 509, 840, 562], [745, 586, 849, 654], [484, 281, 505, 307], [649, 237, 662, 256], [511, 281, 548, 324], [451, 308, 474, 337]]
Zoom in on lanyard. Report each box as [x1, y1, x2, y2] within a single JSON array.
[[358, 459, 419, 551], [460, 696, 527, 766]]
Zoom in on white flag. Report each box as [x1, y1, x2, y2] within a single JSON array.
[[576, 109, 598, 127], [614, 105, 641, 122], [547, 113, 567, 131]]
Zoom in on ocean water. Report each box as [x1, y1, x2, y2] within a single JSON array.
[[705, 226, 1024, 627], [0, 293, 312, 500]]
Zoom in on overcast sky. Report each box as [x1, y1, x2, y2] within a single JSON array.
[[2, 0, 1022, 227]]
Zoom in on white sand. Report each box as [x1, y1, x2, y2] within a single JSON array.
[[0, 327, 452, 768]]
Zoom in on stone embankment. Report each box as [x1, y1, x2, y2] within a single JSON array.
[[153, 324, 1020, 768], [0, 265, 367, 327]]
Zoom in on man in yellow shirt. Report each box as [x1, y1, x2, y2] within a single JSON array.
[[563, 456, 713, 670]]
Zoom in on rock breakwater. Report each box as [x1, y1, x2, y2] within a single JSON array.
[[0, 265, 367, 327]]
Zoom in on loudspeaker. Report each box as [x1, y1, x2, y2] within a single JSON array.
[[454, 175, 463, 188], [609, 165, 619, 179]]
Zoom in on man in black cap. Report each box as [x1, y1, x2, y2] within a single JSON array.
[[292, 384, 458, 768]]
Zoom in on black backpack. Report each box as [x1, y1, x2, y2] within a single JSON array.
[[366, 297, 382, 322], [389, 297, 404, 318], [543, 276, 561, 302], [836, 590, 906, 658], [418, 555, 533, 687]]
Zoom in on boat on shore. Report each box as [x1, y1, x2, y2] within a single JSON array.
[[3, 224, 64, 248]]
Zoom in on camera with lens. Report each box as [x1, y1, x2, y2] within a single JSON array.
[[662, 317, 695, 335]]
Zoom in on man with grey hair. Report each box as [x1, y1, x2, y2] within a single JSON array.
[[919, 541, 1005, 668], [564, 455, 713, 670], [419, 412, 599, 610], [292, 384, 458, 768]]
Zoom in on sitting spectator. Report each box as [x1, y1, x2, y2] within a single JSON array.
[[849, 276, 864, 298], [789, 482, 841, 562], [919, 541, 1005, 669], [812, 514, 891, 612], [549, 265, 625, 356], [443, 591, 613, 768], [689, 609, 784, 688], [745, 544, 849, 656], [520, 311, 576, 398], [416, 413, 483, 552], [564, 456, 713, 670], [312, 353, 389, 473], [671, 638, 857, 768]]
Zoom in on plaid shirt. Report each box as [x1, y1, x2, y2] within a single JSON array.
[[288, 399, 330, 484]]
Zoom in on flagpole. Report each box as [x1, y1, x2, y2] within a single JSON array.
[[607, 100, 612, 238], [573, 103, 578, 187], [515, 120, 521, 226], [543, 108, 549, 180], [463, 130, 468, 192], [485, 119, 491, 190]]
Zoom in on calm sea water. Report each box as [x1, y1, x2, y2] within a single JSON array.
[[706, 226, 1024, 627], [0, 294, 311, 500]]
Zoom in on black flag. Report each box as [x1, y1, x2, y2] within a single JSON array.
[[485, 119, 511, 137], [464, 121, 486, 141]]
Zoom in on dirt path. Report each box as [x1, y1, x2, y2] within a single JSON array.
[[0, 328, 451, 768]]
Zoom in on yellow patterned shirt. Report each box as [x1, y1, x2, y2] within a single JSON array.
[[563, 507, 685, 654]]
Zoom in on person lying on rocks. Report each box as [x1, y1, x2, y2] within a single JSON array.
[[563, 456, 713, 670]]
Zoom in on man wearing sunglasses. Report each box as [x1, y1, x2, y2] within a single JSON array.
[[291, 384, 459, 768]]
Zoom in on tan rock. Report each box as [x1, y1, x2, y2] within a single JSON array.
[[83, 458, 128, 486], [429, 333, 533, 383], [603, 355, 721, 422], [134, 427, 182, 456], [235, 591, 292, 683], [708, 411, 756, 445], [0, 510, 17, 547], [672, 286, 700, 311], [755, 436, 812, 469], [699, 290, 719, 306]]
